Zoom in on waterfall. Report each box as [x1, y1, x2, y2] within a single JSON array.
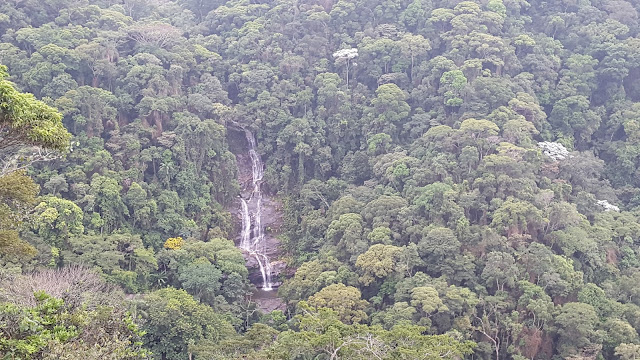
[[239, 129, 273, 291], [240, 199, 251, 249]]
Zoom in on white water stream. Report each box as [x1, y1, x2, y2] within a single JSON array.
[[239, 129, 273, 291]]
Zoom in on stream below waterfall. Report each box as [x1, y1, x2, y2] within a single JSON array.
[[239, 129, 274, 291]]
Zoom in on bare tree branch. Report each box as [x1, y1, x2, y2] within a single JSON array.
[[1, 146, 65, 177]]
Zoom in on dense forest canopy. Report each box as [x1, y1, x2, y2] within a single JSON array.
[[3, 0, 640, 359]]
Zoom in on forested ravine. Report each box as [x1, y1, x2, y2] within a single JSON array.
[[9, 0, 640, 358], [234, 128, 285, 308]]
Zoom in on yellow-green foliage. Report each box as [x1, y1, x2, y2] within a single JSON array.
[[0, 65, 70, 152], [163, 236, 184, 250]]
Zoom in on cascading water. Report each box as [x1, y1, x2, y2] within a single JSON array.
[[239, 129, 273, 291], [240, 199, 251, 249]]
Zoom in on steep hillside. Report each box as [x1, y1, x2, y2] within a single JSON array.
[[3, 0, 640, 359]]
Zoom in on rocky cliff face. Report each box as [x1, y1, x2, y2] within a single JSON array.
[[233, 181, 285, 287], [231, 130, 286, 311]]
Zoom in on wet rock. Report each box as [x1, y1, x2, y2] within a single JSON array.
[[251, 288, 286, 313], [230, 130, 286, 302], [235, 193, 284, 286]]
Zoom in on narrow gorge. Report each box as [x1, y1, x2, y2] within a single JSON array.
[[233, 128, 285, 309], [239, 129, 273, 290]]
